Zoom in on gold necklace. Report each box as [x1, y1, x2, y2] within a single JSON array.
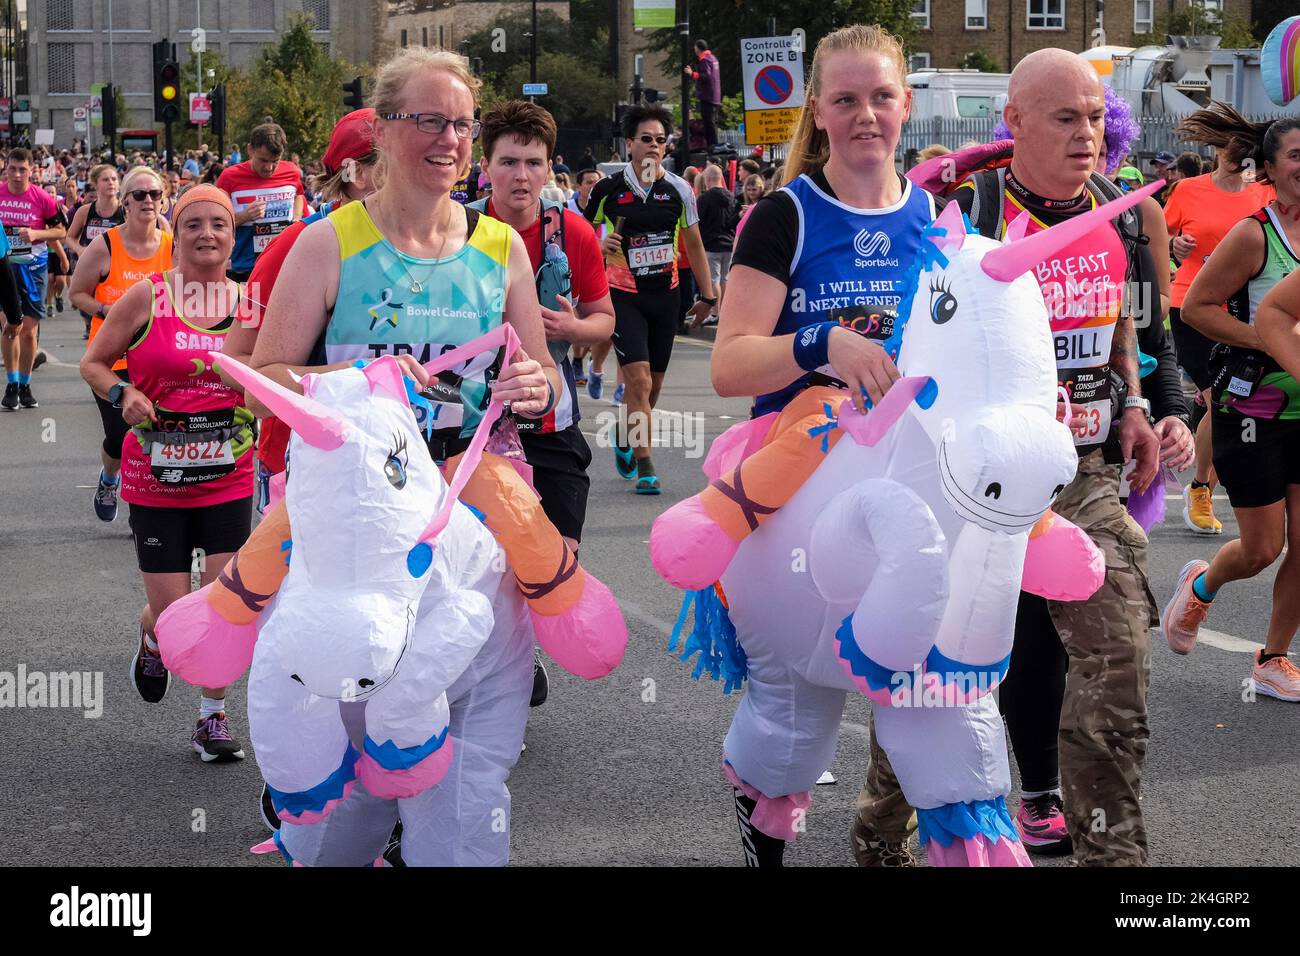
[[372, 197, 455, 295]]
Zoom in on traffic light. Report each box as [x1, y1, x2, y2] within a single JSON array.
[[101, 84, 117, 147], [210, 84, 225, 138], [153, 40, 180, 123], [642, 88, 669, 103], [342, 77, 363, 111]]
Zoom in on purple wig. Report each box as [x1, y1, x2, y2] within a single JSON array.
[[992, 85, 1140, 176]]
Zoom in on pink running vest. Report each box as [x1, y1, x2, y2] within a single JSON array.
[[120, 273, 254, 507]]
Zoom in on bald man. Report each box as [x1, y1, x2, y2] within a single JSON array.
[[855, 50, 1170, 868]]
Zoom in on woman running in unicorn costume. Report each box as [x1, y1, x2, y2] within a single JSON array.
[[154, 48, 628, 866]]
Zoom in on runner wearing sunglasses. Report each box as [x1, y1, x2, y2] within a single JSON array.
[[583, 104, 716, 493], [69, 166, 175, 523]]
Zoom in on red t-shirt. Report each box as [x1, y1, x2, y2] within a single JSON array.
[[216, 160, 305, 274], [485, 199, 609, 432]]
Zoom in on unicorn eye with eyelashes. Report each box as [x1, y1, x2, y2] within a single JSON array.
[[384, 432, 409, 490], [929, 276, 957, 325]]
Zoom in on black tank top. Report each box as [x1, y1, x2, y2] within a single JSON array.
[[77, 200, 127, 246]]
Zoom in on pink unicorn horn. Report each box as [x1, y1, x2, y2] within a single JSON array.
[[980, 179, 1165, 282], [210, 351, 347, 450]]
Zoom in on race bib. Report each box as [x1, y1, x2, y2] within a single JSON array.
[[232, 185, 297, 253], [150, 438, 236, 484], [1061, 368, 1113, 447], [5, 224, 31, 258], [626, 231, 674, 272]]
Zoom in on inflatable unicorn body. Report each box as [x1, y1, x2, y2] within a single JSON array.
[[157, 328, 627, 866], [652, 183, 1164, 865]]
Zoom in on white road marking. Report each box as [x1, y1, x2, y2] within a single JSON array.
[[1197, 629, 1264, 654], [673, 335, 714, 349]]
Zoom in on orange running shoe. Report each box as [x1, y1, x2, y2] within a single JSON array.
[[1161, 559, 1212, 655], [1251, 651, 1300, 702], [1183, 484, 1223, 535]]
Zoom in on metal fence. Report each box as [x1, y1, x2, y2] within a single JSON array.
[[719, 113, 1286, 169]]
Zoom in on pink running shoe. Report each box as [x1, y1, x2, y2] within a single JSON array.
[[1161, 559, 1212, 655], [1251, 651, 1300, 703], [1016, 793, 1071, 854]]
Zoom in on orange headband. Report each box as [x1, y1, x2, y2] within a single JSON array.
[[171, 183, 235, 229]]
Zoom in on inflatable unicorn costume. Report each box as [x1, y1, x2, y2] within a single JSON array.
[[653, 182, 1164, 865], [156, 326, 627, 866]]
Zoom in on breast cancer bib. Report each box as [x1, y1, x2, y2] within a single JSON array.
[[1011, 198, 1127, 453]]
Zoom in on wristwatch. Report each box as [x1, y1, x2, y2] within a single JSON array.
[[108, 381, 130, 406], [698, 295, 717, 306], [1123, 396, 1151, 418]]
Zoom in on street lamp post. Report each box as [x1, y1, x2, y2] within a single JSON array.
[[677, 1, 691, 173]]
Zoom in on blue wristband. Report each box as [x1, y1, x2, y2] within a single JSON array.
[[792, 322, 837, 373]]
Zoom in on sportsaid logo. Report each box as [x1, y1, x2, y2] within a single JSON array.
[[800, 326, 819, 348], [852, 228, 898, 268]]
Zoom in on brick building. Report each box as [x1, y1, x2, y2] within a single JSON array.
[[381, 1, 569, 61], [907, 0, 1254, 72]]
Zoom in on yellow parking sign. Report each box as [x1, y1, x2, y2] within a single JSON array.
[[744, 108, 799, 147]]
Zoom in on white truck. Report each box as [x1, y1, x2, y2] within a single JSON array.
[[905, 69, 1010, 121]]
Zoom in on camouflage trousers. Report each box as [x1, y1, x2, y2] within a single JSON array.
[[856, 451, 1156, 865]]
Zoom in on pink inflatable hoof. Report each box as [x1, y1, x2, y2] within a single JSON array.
[[531, 574, 628, 679], [1022, 514, 1105, 602], [357, 737, 454, 800], [926, 835, 1032, 867], [156, 587, 259, 687], [723, 762, 812, 843], [650, 495, 740, 591]]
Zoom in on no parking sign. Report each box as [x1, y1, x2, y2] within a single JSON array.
[[740, 36, 805, 146]]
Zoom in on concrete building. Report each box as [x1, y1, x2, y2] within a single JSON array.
[[24, 0, 381, 145], [381, 1, 569, 61], [907, 0, 1255, 72]]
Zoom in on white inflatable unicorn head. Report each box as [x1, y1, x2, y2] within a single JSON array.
[[214, 354, 451, 702]]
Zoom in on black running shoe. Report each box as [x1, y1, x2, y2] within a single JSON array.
[[56, 296, 64, 313], [191, 712, 246, 763], [32, 350, 47, 370], [1, 383, 17, 411], [93, 472, 119, 522], [382, 821, 406, 867], [259, 782, 281, 832], [530, 650, 550, 708], [17, 385, 37, 409], [130, 634, 171, 703]]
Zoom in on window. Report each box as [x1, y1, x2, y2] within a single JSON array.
[[957, 95, 996, 117], [966, 0, 987, 29], [47, 0, 74, 31], [48, 43, 76, 93], [1134, 0, 1154, 33], [252, 1, 275, 31], [1027, 0, 1065, 29], [909, 52, 931, 72], [401, 29, 408, 48], [1200, 0, 1223, 11], [912, 0, 930, 30], [304, 0, 331, 31], [423, 27, 429, 47]]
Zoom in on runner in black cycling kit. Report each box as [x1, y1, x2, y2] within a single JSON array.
[[583, 104, 715, 494]]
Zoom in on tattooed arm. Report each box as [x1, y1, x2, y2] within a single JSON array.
[[1111, 313, 1142, 397]]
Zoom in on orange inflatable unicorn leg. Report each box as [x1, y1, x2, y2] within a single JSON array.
[[651, 386, 850, 590], [156, 502, 292, 688], [444, 451, 628, 680]]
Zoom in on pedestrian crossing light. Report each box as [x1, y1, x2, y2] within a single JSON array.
[[343, 77, 364, 111], [153, 40, 181, 123]]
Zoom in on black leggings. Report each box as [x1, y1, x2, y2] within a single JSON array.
[[93, 369, 132, 461], [997, 592, 1068, 794]]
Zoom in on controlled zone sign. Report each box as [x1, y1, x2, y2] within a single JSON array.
[[740, 36, 805, 145]]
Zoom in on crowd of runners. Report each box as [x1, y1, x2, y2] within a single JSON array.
[[3, 25, 1299, 867]]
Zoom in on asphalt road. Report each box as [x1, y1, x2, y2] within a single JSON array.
[[1, 315, 1296, 867]]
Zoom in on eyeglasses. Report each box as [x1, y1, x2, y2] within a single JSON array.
[[380, 112, 481, 140], [637, 135, 668, 145], [128, 189, 163, 202]]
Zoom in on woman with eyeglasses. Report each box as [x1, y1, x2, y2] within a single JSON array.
[[70, 166, 175, 525], [80, 184, 253, 763], [247, 48, 556, 866], [581, 104, 716, 494]]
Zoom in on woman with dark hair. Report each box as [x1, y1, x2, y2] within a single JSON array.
[[1164, 108, 1300, 704]]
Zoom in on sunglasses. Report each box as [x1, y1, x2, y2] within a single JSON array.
[[637, 135, 668, 145], [128, 189, 163, 202]]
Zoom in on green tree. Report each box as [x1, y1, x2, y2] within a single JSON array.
[[645, 0, 918, 102], [485, 51, 620, 128], [1132, 9, 1258, 49], [229, 13, 362, 159], [960, 49, 1002, 73]]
